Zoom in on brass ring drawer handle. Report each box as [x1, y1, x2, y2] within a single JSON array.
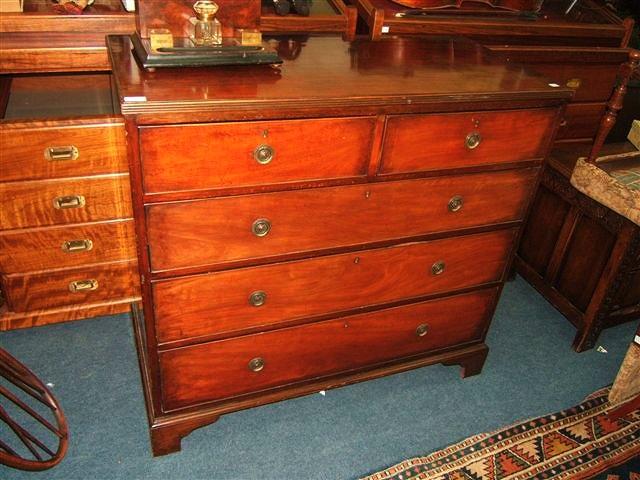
[[431, 261, 446, 276], [248, 357, 265, 372], [448, 195, 463, 213], [252, 218, 271, 237], [62, 239, 93, 253], [53, 195, 86, 210], [416, 323, 429, 337], [248, 290, 267, 307], [44, 146, 79, 161], [69, 279, 98, 293], [253, 144, 275, 165], [465, 132, 482, 150]]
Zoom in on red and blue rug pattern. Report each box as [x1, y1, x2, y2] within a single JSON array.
[[361, 388, 640, 480]]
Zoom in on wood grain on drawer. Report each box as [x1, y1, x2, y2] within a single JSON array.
[[0, 119, 127, 182], [555, 103, 605, 140], [139, 117, 375, 194], [159, 288, 497, 410], [147, 168, 537, 272], [0, 174, 132, 230], [1, 259, 139, 312], [153, 229, 515, 343], [0, 219, 136, 274], [380, 109, 556, 174]]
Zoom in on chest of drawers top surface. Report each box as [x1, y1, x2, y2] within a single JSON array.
[[108, 35, 571, 121]]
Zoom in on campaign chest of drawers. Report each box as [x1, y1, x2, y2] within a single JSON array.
[[107, 34, 570, 456]]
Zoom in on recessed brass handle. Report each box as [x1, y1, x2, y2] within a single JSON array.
[[53, 195, 85, 210], [252, 218, 271, 237], [253, 144, 275, 165], [248, 357, 265, 372], [416, 323, 429, 337], [248, 290, 267, 307], [465, 132, 482, 150], [44, 146, 79, 161], [431, 261, 446, 276], [566, 78, 582, 89], [447, 195, 463, 213], [62, 239, 94, 253], [68, 279, 98, 293]]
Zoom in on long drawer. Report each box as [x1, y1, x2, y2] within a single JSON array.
[[159, 288, 498, 411], [0, 219, 136, 274], [139, 117, 375, 194], [1, 259, 139, 312], [153, 229, 515, 343], [0, 118, 127, 182], [147, 168, 537, 272], [0, 174, 132, 230], [380, 109, 556, 174]]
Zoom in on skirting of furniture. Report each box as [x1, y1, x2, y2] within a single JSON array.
[[107, 34, 571, 456]]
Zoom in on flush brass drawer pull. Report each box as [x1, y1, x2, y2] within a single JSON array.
[[416, 323, 429, 337], [465, 132, 482, 150], [253, 144, 275, 165], [68, 279, 99, 293], [248, 357, 265, 372], [431, 261, 446, 276], [53, 195, 86, 210], [251, 218, 271, 237], [248, 290, 267, 307], [44, 146, 79, 161], [566, 78, 582, 89], [62, 239, 93, 253]]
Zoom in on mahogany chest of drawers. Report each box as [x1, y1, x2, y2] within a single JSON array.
[[107, 34, 570, 456]]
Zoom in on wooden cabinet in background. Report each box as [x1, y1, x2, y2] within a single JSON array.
[[0, 74, 141, 331], [107, 34, 570, 456]]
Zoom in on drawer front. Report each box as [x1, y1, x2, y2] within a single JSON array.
[[0, 174, 132, 230], [556, 103, 605, 140], [153, 229, 515, 343], [159, 288, 497, 410], [0, 220, 136, 274], [1, 259, 140, 312], [0, 120, 127, 182], [380, 109, 556, 174], [147, 168, 537, 272], [521, 64, 617, 103], [139, 117, 375, 194]]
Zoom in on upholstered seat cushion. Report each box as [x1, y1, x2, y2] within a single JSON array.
[[570, 151, 640, 226]]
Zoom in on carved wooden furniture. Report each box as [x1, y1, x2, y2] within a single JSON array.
[[0, 347, 69, 471], [0, 73, 141, 331], [517, 51, 640, 352], [107, 33, 570, 456]]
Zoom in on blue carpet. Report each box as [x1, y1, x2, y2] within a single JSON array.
[[0, 276, 637, 479]]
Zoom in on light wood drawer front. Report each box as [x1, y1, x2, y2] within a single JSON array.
[[0, 174, 132, 230], [147, 168, 537, 272], [160, 288, 497, 410], [380, 109, 556, 175], [139, 117, 375, 194], [153, 229, 515, 343], [556, 103, 605, 140], [0, 120, 127, 182], [0, 220, 136, 274], [1, 259, 140, 312]]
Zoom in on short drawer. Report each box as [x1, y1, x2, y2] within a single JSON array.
[[159, 288, 497, 410], [0, 174, 132, 230], [153, 229, 515, 343], [0, 219, 136, 274], [523, 64, 617, 103], [0, 118, 127, 182], [139, 117, 375, 194], [147, 168, 537, 272], [1, 259, 140, 312], [556, 103, 605, 141], [380, 109, 556, 174]]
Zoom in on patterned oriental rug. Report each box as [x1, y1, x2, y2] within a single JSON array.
[[361, 387, 640, 480]]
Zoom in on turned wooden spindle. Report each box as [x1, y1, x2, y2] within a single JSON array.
[[587, 49, 640, 163]]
